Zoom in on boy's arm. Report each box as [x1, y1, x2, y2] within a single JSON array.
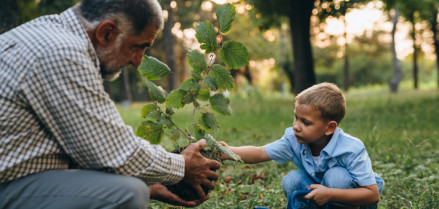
[[305, 184, 380, 206], [220, 142, 271, 164]]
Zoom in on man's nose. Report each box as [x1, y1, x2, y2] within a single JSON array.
[[131, 51, 144, 67]]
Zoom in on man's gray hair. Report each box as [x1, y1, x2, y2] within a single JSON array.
[[79, 0, 164, 35]]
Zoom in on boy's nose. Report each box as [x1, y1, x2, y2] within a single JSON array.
[[292, 121, 300, 132]]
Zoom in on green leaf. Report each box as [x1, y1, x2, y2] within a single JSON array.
[[216, 3, 236, 33], [191, 70, 202, 81], [166, 89, 187, 108], [209, 93, 232, 115], [219, 41, 249, 69], [179, 79, 201, 91], [145, 80, 166, 103], [197, 89, 210, 101], [170, 128, 181, 142], [165, 106, 175, 116], [141, 104, 157, 118], [198, 112, 219, 130], [144, 110, 161, 121], [194, 125, 205, 140], [209, 64, 235, 91], [205, 134, 242, 162], [138, 56, 170, 80], [187, 50, 207, 73], [204, 76, 218, 91], [159, 115, 173, 128], [195, 21, 218, 53], [136, 121, 164, 144], [182, 93, 195, 104], [193, 100, 201, 108]]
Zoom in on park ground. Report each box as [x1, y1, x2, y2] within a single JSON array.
[[118, 86, 439, 209]]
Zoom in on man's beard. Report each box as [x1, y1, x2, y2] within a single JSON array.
[[96, 38, 127, 81]]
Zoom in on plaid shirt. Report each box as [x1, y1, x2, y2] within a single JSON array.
[[0, 8, 185, 184]]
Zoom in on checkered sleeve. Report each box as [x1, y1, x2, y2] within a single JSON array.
[[21, 43, 184, 185]]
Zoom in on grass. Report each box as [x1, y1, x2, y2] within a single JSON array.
[[118, 89, 439, 209]]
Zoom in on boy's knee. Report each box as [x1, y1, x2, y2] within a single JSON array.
[[282, 170, 312, 197], [322, 167, 356, 189]]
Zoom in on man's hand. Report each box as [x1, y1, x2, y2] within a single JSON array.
[[149, 184, 202, 207], [304, 184, 332, 206], [180, 139, 221, 201]]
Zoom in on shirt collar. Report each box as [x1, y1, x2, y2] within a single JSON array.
[[60, 7, 100, 70], [321, 127, 341, 157], [300, 127, 341, 157]]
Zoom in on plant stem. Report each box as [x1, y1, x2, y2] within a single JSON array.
[[189, 105, 197, 143], [153, 102, 192, 142]]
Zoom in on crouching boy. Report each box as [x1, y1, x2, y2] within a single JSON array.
[[221, 83, 384, 209]]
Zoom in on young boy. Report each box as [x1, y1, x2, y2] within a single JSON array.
[[221, 83, 384, 209]]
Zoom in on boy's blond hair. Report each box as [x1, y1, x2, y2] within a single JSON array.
[[295, 82, 346, 124]]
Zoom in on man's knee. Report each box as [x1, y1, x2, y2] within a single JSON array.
[[113, 175, 150, 209], [322, 167, 356, 189]]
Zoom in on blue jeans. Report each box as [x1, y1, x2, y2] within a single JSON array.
[[0, 170, 150, 209], [282, 167, 384, 209]]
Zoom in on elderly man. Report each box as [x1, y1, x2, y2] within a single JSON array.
[[0, 0, 220, 208]]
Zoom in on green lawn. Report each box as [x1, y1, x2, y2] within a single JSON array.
[[118, 89, 439, 209]]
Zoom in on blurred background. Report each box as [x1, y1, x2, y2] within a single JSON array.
[[2, 0, 438, 103], [2, 1, 438, 207]]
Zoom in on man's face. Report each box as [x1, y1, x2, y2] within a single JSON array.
[[292, 105, 331, 145], [97, 24, 158, 81]]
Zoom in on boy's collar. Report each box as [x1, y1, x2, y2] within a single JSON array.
[[320, 127, 341, 157]]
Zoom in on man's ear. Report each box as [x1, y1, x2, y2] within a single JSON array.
[[95, 20, 118, 47], [325, 121, 337, 136]]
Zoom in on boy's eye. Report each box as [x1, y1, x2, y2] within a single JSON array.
[[302, 120, 311, 126]]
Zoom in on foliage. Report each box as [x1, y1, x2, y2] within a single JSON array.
[[135, 4, 248, 161], [120, 89, 439, 208]]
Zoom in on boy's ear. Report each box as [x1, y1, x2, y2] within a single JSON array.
[[325, 121, 337, 136], [95, 20, 118, 47]]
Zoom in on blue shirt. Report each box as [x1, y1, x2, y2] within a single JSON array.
[[265, 127, 382, 186]]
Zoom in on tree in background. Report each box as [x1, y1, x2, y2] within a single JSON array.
[[423, 0, 439, 89], [247, 0, 314, 94], [247, 0, 370, 93], [382, 0, 403, 92], [392, 0, 432, 89], [316, 0, 370, 91]]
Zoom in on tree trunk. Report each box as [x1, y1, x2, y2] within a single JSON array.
[[431, 10, 439, 90], [343, 16, 349, 92], [411, 16, 418, 89], [288, 0, 316, 94], [164, 2, 177, 91], [243, 65, 252, 85], [390, 8, 402, 93], [0, 0, 20, 34]]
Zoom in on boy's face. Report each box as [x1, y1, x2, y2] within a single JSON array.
[[292, 105, 335, 146]]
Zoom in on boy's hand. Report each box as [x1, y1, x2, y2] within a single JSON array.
[[304, 184, 332, 206], [218, 141, 230, 160]]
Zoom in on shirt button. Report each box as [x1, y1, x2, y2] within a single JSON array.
[[312, 173, 315, 176]]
